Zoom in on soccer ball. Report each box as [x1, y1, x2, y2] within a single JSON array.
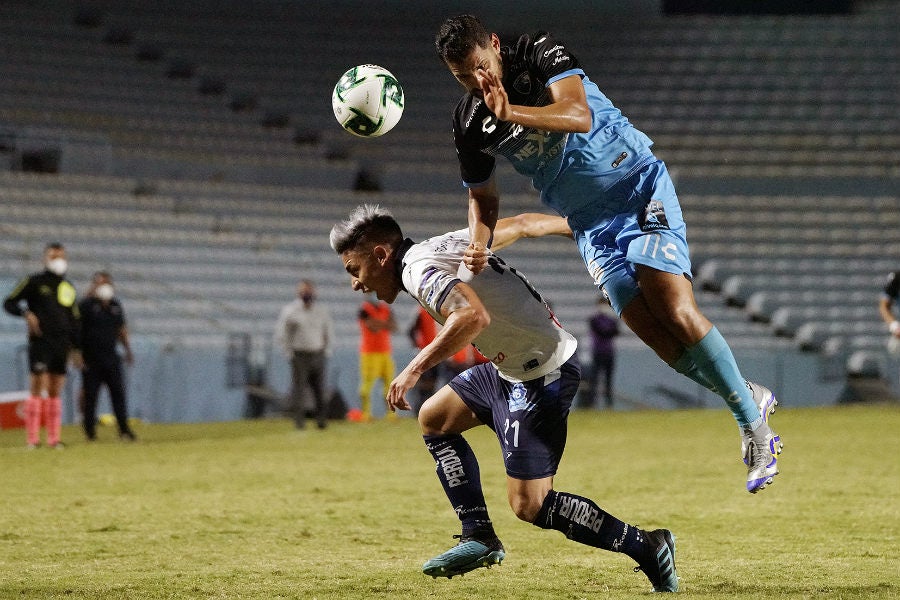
[[332, 64, 404, 138]]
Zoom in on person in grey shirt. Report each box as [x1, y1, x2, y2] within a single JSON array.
[[274, 279, 333, 429]]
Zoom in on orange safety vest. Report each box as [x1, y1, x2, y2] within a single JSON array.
[[359, 300, 393, 353], [410, 306, 438, 350]]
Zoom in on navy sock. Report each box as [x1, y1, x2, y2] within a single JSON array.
[[424, 434, 493, 536], [534, 490, 646, 561]]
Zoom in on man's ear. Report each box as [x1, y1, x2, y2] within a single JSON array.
[[373, 244, 391, 266]]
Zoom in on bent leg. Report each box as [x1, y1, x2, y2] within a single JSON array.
[[419, 385, 492, 534], [632, 265, 760, 427], [419, 385, 505, 578], [529, 483, 644, 557]]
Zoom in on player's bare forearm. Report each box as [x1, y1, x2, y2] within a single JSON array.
[[492, 213, 573, 251], [412, 285, 489, 375], [502, 98, 591, 133], [479, 70, 590, 133], [468, 189, 499, 245], [464, 187, 499, 275], [387, 301, 487, 410]]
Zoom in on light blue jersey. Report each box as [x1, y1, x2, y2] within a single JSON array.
[[453, 32, 691, 315]]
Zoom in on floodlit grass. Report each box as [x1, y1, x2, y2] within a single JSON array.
[[1, 404, 898, 599]]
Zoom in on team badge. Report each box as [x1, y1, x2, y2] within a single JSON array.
[[513, 72, 532, 95], [508, 383, 533, 412], [639, 200, 670, 232]]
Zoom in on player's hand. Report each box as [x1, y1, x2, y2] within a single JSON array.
[[386, 370, 416, 412], [462, 242, 489, 277], [24, 311, 41, 337], [476, 68, 511, 121]]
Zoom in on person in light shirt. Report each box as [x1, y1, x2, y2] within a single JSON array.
[[274, 280, 333, 429]]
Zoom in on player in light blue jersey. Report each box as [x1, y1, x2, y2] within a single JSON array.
[[436, 14, 782, 493], [330, 206, 678, 592]]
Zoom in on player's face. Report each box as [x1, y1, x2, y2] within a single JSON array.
[[446, 33, 502, 98], [340, 246, 399, 303]]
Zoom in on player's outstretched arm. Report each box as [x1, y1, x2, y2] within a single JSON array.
[[491, 213, 573, 251], [387, 284, 489, 411]]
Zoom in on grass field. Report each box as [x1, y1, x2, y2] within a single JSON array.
[[1, 404, 898, 599]]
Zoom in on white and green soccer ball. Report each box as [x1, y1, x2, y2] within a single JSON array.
[[332, 64, 404, 138]]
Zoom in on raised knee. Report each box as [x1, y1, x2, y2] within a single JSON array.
[[417, 403, 443, 436], [509, 493, 543, 523]]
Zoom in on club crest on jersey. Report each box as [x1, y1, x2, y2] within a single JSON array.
[[513, 72, 532, 95], [639, 200, 670, 232], [508, 383, 533, 413]]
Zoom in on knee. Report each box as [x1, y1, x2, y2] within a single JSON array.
[[417, 402, 444, 436], [508, 489, 547, 523]]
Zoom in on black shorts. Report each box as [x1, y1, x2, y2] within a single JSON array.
[[28, 336, 70, 375], [448, 356, 581, 480]]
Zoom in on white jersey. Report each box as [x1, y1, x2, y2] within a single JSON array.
[[398, 229, 577, 382]]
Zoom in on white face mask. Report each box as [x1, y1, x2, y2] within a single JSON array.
[[94, 283, 114, 301], [46, 258, 68, 276]]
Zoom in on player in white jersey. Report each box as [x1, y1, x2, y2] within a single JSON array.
[[436, 14, 781, 493], [330, 206, 678, 593]]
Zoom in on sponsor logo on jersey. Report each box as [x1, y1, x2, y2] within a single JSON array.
[[543, 45, 565, 57], [639, 200, 670, 232], [465, 99, 482, 129]]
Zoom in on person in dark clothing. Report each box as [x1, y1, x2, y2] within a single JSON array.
[[79, 271, 136, 441], [3, 242, 81, 449], [584, 299, 620, 408]]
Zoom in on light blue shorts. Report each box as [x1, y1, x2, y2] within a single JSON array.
[[567, 159, 693, 315]]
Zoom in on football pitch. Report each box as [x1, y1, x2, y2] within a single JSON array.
[[1, 404, 898, 599]]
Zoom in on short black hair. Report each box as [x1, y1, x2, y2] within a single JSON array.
[[435, 14, 491, 64]]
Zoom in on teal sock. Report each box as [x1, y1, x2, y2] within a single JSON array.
[[685, 327, 760, 427], [671, 352, 718, 394]]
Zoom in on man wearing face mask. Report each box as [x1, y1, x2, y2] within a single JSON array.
[[274, 280, 333, 429], [3, 242, 82, 449], [78, 271, 136, 442]]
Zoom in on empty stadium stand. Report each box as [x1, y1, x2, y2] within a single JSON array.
[[0, 0, 897, 420]]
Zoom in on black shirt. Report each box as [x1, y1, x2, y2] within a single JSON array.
[[452, 31, 580, 186], [3, 269, 80, 346], [79, 297, 126, 364]]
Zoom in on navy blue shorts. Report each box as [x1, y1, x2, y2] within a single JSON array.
[[448, 356, 580, 480]]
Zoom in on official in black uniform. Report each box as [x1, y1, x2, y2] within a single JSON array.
[[79, 271, 136, 441], [3, 242, 81, 448]]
